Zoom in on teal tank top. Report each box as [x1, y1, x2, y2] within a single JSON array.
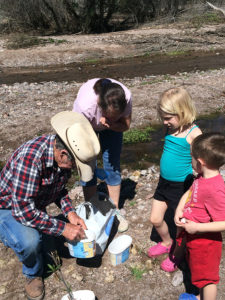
[[160, 126, 198, 182]]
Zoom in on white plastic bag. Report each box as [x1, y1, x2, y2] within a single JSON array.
[[76, 192, 116, 255]]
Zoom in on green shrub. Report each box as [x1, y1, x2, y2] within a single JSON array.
[[190, 12, 224, 28], [123, 126, 154, 144], [130, 266, 146, 280]]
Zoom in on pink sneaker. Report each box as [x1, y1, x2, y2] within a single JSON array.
[[160, 256, 178, 272], [147, 242, 171, 257]]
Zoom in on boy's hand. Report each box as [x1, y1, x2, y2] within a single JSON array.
[[182, 220, 199, 234], [174, 208, 184, 226]]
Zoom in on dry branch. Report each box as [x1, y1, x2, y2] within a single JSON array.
[[206, 1, 225, 17]]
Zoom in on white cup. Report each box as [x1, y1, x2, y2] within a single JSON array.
[[61, 290, 95, 300]]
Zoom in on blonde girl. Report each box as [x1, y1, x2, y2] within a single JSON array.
[[148, 87, 202, 272]]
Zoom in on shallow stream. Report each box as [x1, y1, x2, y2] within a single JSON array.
[[121, 114, 225, 170]]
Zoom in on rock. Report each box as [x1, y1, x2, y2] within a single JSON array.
[[145, 193, 154, 200], [140, 170, 147, 176], [145, 259, 153, 270], [220, 169, 225, 180], [130, 244, 138, 255], [0, 285, 6, 295], [130, 175, 139, 182], [71, 272, 83, 282], [132, 170, 141, 177], [105, 274, 114, 283], [172, 270, 183, 287], [63, 264, 75, 275], [0, 259, 5, 268], [69, 186, 83, 200]]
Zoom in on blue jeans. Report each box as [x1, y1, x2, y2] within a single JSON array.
[[0, 209, 43, 278], [81, 130, 123, 186]]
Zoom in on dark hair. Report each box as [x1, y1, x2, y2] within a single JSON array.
[[55, 135, 73, 161], [192, 132, 225, 169], [93, 78, 127, 114]]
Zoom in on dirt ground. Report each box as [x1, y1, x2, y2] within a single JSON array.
[[0, 21, 225, 300]]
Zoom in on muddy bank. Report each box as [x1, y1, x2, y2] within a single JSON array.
[[121, 114, 225, 169], [1, 50, 225, 85]]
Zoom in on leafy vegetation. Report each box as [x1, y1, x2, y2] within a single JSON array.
[[85, 58, 99, 64], [0, 0, 216, 34], [166, 50, 188, 57], [130, 266, 146, 280], [190, 12, 224, 28], [48, 251, 74, 300], [129, 200, 136, 207], [5, 34, 67, 49], [123, 126, 154, 144]]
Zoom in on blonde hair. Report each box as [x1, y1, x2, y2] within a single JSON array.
[[158, 87, 196, 128]]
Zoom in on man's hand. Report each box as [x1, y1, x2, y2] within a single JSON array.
[[63, 211, 87, 241], [67, 211, 87, 230], [62, 223, 86, 241]]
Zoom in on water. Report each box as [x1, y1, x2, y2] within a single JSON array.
[[121, 114, 225, 170]]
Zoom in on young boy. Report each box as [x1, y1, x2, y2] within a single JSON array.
[[174, 132, 225, 300]]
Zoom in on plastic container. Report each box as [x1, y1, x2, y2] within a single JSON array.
[[67, 230, 96, 258], [61, 290, 95, 300], [108, 235, 132, 266]]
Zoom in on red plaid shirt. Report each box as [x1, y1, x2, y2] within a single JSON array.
[[0, 135, 75, 236]]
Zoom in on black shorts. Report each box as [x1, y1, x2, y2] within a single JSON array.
[[153, 175, 193, 210]]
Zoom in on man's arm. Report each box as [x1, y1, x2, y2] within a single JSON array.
[[11, 157, 68, 236], [59, 195, 87, 240]]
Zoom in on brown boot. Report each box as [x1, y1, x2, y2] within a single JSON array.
[[25, 277, 45, 300]]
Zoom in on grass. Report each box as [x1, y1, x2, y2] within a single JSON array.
[[45, 37, 67, 45], [36, 130, 46, 136], [166, 50, 187, 57], [0, 160, 5, 172], [190, 12, 224, 28], [123, 126, 154, 144], [143, 52, 151, 57], [129, 200, 136, 207], [85, 58, 99, 64], [5, 34, 67, 49], [48, 251, 74, 300], [130, 266, 146, 280]]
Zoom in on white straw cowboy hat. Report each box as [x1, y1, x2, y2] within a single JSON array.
[[51, 111, 100, 182]]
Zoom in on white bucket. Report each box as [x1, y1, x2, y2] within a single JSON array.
[[108, 234, 132, 266], [67, 230, 96, 258], [61, 290, 95, 300]]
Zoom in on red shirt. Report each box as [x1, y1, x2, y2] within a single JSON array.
[[183, 174, 225, 223], [0, 135, 75, 236]]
